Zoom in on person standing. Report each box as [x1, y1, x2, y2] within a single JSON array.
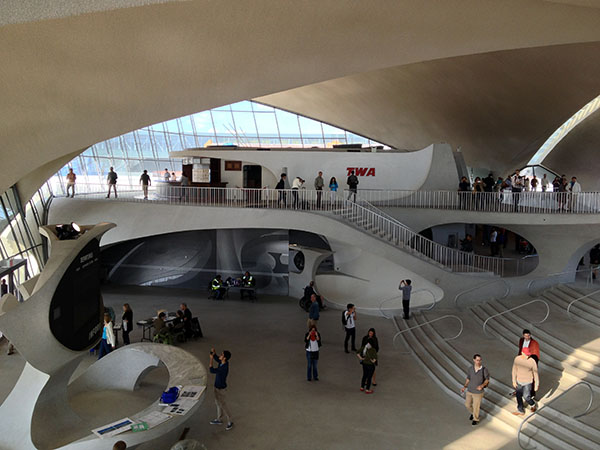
[[304, 325, 321, 381], [292, 176, 303, 208], [329, 177, 338, 192], [458, 176, 471, 209], [314, 171, 324, 209], [356, 338, 377, 394], [531, 175, 538, 192], [0, 279, 7, 297], [511, 170, 524, 212], [343, 303, 357, 353], [512, 347, 539, 415], [275, 173, 287, 207], [163, 168, 171, 182], [399, 279, 412, 320], [66, 168, 76, 198], [121, 303, 133, 345], [139, 170, 151, 200], [483, 173, 495, 193], [209, 348, 234, 430], [568, 176, 581, 211], [590, 244, 600, 280], [490, 228, 498, 256], [541, 174, 549, 192], [361, 328, 379, 385], [460, 354, 490, 425], [347, 170, 359, 202], [180, 303, 193, 337], [307, 294, 320, 329], [106, 167, 118, 198], [98, 313, 115, 359]]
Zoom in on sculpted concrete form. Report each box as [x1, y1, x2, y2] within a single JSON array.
[[0, 223, 206, 449]]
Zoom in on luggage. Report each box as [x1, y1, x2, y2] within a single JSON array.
[[191, 317, 203, 338]]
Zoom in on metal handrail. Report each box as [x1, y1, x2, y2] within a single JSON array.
[[517, 381, 594, 450], [566, 288, 600, 321], [527, 268, 593, 296], [454, 278, 511, 308], [378, 289, 437, 319], [392, 315, 463, 354], [482, 299, 549, 337]]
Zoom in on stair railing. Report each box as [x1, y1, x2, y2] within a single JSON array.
[[527, 268, 593, 296], [392, 315, 463, 354], [566, 288, 600, 321], [378, 289, 438, 319], [517, 381, 594, 450], [454, 278, 511, 308], [482, 299, 549, 337]]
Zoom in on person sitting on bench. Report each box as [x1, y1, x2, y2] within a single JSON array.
[[211, 275, 227, 300], [153, 312, 169, 342], [240, 271, 256, 300]]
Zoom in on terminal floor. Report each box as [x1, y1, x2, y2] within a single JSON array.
[[4, 285, 589, 450]]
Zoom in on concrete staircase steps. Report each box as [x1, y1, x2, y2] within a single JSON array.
[[414, 314, 600, 448], [485, 299, 600, 366], [552, 285, 600, 320], [396, 315, 591, 450], [541, 291, 600, 328], [470, 304, 600, 392]]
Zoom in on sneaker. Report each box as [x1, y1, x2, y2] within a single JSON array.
[[469, 414, 473, 420], [210, 419, 223, 425], [530, 405, 537, 413], [314, 378, 319, 381], [360, 387, 364, 391], [345, 349, 349, 354], [472, 421, 478, 426], [365, 390, 374, 394], [512, 411, 525, 416], [225, 422, 234, 431]]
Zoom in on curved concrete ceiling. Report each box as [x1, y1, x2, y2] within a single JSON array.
[[259, 42, 600, 175], [2, 0, 600, 195], [541, 107, 600, 189]]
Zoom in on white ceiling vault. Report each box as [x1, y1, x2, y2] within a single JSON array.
[[2, 0, 600, 197]]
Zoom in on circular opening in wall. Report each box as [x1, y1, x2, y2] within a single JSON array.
[[293, 251, 305, 273]]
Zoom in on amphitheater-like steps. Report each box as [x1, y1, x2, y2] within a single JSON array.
[[396, 313, 600, 449], [539, 285, 600, 328], [470, 301, 600, 392]]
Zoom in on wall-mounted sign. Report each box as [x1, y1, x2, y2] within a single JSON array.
[[347, 167, 376, 176], [192, 165, 210, 183]]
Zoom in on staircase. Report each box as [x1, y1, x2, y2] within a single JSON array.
[[539, 285, 600, 328], [329, 198, 503, 276], [396, 312, 600, 449], [470, 299, 600, 393]]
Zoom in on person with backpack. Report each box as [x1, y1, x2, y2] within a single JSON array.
[[343, 303, 357, 353], [460, 354, 490, 425], [361, 328, 379, 385]]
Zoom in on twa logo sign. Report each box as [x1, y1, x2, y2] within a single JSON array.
[[347, 167, 375, 177]]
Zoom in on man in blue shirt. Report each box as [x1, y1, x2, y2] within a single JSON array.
[[308, 294, 320, 329], [209, 348, 233, 430]]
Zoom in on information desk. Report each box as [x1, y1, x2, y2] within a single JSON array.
[[137, 313, 177, 342], [224, 285, 257, 302]]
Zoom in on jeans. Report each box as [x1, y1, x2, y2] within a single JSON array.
[[306, 351, 319, 380], [316, 189, 322, 209], [361, 364, 375, 389], [107, 183, 118, 198], [98, 338, 112, 360], [512, 188, 522, 211], [516, 383, 535, 412], [292, 189, 299, 208], [403, 300, 410, 319], [347, 188, 357, 202], [344, 327, 356, 352], [66, 183, 75, 197]]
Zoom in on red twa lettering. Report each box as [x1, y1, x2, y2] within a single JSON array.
[[355, 167, 368, 176], [346, 167, 376, 176], [366, 168, 375, 176]]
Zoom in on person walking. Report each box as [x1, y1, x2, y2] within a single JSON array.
[[98, 313, 115, 359], [516, 329, 540, 398], [209, 348, 234, 430], [361, 328, 379, 385], [343, 303, 357, 353], [460, 354, 490, 425], [304, 325, 322, 381], [511, 347, 539, 415], [356, 338, 377, 394], [314, 171, 324, 209], [106, 167, 118, 198], [163, 168, 171, 182], [307, 294, 320, 329], [121, 303, 133, 345], [399, 279, 412, 320], [66, 168, 76, 198], [347, 170, 359, 202], [139, 170, 151, 200], [292, 176, 303, 208]]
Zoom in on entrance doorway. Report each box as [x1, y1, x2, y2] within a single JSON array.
[[243, 165, 262, 189]]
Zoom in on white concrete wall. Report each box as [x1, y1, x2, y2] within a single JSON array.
[[175, 143, 459, 191]]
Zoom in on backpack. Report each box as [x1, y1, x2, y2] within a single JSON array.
[[341, 311, 348, 326]]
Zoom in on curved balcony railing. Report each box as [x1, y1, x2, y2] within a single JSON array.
[[347, 189, 600, 214], [527, 268, 593, 296], [566, 288, 600, 321], [518, 381, 594, 450], [72, 183, 508, 276], [392, 315, 463, 354], [454, 278, 511, 308], [378, 289, 437, 319], [482, 299, 549, 337]]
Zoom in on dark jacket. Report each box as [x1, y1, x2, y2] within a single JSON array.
[[357, 345, 377, 365], [210, 360, 229, 389], [347, 175, 359, 189], [276, 179, 285, 189], [360, 335, 379, 352], [122, 310, 133, 332]]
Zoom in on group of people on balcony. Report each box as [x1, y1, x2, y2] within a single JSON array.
[[275, 171, 353, 209], [458, 171, 582, 211]]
